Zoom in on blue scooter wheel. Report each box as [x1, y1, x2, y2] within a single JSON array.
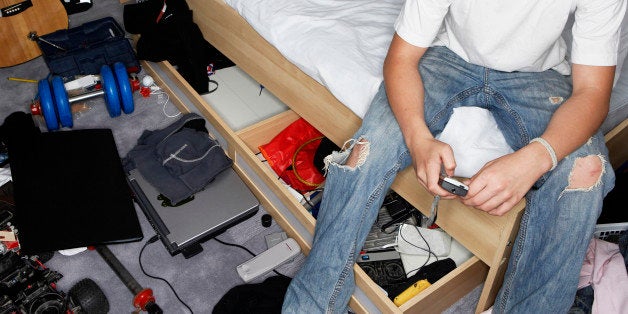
[[101, 64, 121, 117], [113, 62, 134, 114], [38, 79, 59, 131], [52, 76, 73, 128]]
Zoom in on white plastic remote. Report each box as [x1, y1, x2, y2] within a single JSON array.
[[237, 238, 301, 282]]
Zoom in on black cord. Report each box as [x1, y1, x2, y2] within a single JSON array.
[[213, 237, 290, 278], [207, 79, 219, 93], [139, 235, 194, 314], [399, 224, 439, 276], [213, 237, 256, 256], [297, 190, 319, 209]]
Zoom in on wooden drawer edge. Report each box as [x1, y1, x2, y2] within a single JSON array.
[[393, 168, 524, 265], [236, 110, 301, 153], [400, 256, 488, 312], [605, 118, 628, 169], [230, 156, 311, 251], [354, 265, 403, 313], [352, 256, 487, 313], [230, 139, 318, 236]]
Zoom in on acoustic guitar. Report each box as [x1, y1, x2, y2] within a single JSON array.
[[0, 0, 68, 67]]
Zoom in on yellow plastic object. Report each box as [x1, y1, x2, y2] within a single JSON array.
[[393, 279, 431, 306]]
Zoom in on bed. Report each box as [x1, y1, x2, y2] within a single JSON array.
[[151, 0, 628, 312]]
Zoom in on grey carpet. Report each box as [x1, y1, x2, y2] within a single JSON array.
[[0, 1, 479, 312]]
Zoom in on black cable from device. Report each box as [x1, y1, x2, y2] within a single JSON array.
[[139, 235, 194, 314], [213, 237, 290, 278], [298, 188, 324, 210], [399, 224, 439, 276], [207, 79, 219, 93]]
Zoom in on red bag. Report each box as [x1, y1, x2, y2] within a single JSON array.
[[259, 118, 325, 193]]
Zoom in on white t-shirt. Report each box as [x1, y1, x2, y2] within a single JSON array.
[[395, 0, 627, 74]]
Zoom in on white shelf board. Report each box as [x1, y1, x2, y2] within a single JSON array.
[[201, 66, 289, 131]]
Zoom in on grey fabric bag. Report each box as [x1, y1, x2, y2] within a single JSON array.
[[124, 113, 232, 205]]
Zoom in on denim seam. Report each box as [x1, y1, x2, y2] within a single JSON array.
[[487, 86, 530, 148], [327, 153, 405, 312], [427, 86, 482, 127], [497, 194, 531, 312]]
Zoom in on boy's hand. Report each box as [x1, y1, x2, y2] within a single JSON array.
[[461, 144, 549, 215], [409, 137, 458, 199]]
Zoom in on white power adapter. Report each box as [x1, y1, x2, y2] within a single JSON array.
[[396, 223, 452, 257]]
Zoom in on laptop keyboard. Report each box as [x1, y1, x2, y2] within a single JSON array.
[[362, 207, 399, 252]]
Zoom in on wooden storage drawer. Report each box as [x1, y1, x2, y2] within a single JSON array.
[[236, 110, 489, 313], [141, 60, 493, 313]]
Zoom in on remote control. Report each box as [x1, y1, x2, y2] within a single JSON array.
[[237, 238, 301, 282], [393, 279, 431, 306], [438, 177, 469, 197]]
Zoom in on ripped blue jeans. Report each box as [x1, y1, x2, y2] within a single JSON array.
[[281, 46, 615, 313]]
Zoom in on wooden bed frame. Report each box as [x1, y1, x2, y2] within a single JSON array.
[[143, 0, 628, 312]]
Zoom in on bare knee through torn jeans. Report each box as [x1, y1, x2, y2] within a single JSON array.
[[281, 46, 615, 314]]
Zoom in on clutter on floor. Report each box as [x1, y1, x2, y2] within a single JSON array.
[[0, 1, 307, 312], [125, 113, 260, 258], [123, 0, 234, 94]]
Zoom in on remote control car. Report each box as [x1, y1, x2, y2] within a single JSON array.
[[0, 182, 109, 314], [0, 250, 108, 314]]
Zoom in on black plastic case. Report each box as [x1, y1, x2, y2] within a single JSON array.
[[38, 17, 139, 77]]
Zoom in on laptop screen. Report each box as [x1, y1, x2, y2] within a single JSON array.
[[9, 129, 143, 254]]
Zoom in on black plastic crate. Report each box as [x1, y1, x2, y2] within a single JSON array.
[[38, 17, 139, 77]]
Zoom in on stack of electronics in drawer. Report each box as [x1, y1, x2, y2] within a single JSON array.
[[357, 192, 473, 307]]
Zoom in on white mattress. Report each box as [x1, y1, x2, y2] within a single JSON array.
[[226, 0, 628, 127], [225, 0, 403, 118]]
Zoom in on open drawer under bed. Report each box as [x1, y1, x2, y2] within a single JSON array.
[[141, 60, 518, 313]]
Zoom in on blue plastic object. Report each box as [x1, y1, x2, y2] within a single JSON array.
[[38, 79, 59, 131], [114, 62, 134, 114], [101, 64, 121, 117], [52, 76, 73, 128]]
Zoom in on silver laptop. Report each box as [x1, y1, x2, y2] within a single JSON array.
[[128, 167, 259, 258]]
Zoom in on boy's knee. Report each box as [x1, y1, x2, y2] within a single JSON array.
[[323, 137, 370, 171], [567, 155, 604, 190], [345, 139, 369, 168]]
